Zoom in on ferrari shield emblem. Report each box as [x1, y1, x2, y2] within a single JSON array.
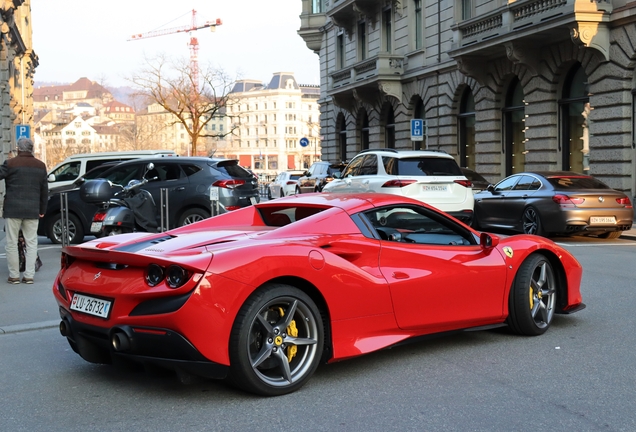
[[503, 247, 513, 258]]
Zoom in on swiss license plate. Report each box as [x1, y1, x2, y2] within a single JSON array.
[[70, 293, 112, 318], [90, 222, 102, 233], [590, 216, 616, 225], [250, 197, 257, 205], [423, 185, 449, 192]]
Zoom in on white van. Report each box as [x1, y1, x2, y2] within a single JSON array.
[[47, 150, 178, 189]]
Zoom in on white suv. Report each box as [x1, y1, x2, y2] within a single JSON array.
[[322, 149, 474, 223]]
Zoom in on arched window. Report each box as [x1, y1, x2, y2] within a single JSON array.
[[336, 113, 347, 163], [458, 88, 475, 169], [383, 104, 395, 149], [560, 64, 589, 173], [359, 110, 370, 150], [503, 78, 526, 175], [413, 98, 426, 150]]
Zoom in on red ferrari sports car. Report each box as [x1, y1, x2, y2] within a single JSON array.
[[53, 193, 585, 396]]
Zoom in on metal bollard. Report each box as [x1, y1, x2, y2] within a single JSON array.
[[210, 186, 220, 216], [160, 188, 169, 232], [60, 192, 69, 247]]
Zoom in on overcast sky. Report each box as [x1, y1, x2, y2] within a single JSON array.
[[31, 0, 320, 88]]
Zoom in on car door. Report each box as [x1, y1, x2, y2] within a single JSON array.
[[364, 205, 507, 330], [324, 156, 364, 192], [141, 162, 190, 226], [474, 175, 522, 228], [501, 175, 542, 229]]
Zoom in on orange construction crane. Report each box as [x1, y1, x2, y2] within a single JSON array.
[[129, 10, 222, 88]]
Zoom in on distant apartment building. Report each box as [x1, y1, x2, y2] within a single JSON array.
[[103, 100, 135, 123], [220, 72, 321, 174], [136, 102, 229, 156], [34, 77, 113, 111], [298, 0, 636, 197]]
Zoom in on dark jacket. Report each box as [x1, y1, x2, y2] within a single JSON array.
[[0, 152, 48, 219]]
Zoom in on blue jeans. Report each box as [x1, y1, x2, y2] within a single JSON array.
[[5, 218, 39, 279]]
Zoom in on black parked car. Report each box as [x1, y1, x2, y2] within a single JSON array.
[[40, 157, 260, 244]]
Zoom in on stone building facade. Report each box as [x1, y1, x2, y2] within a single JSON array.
[[298, 0, 636, 197], [0, 0, 36, 204]]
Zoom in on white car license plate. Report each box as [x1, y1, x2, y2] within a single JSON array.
[[590, 216, 616, 224], [70, 293, 112, 318], [250, 197, 257, 205], [423, 185, 449, 192], [90, 222, 102, 233]]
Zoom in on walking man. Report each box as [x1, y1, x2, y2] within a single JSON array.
[[0, 137, 47, 284]]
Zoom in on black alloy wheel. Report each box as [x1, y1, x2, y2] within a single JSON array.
[[507, 253, 557, 336], [48, 213, 84, 244], [522, 206, 545, 236], [229, 284, 324, 396]]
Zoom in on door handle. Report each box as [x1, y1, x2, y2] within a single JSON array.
[[175, 187, 185, 191], [392, 271, 409, 280]]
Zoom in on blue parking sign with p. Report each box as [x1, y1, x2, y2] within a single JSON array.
[[411, 119, 424, 141], [15, 124, 31, 140]]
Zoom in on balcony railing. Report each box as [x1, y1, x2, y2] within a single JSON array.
[[329, 54, 405, 91]]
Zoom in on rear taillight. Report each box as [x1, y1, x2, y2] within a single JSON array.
[[616, 197, 633, 208], [454, 180, 473, 188], [382, 179, 417, 188], [285, 181, 296, 185], [225, 205, 241, 211], [213, 179, 246, 189], [93, 211, 107, 222], [552, 194, 585, 207]]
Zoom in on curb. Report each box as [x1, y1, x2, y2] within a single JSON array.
[[0, 319, 59, 335]]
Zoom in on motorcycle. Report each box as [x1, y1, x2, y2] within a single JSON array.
[[80, 163, 160, 236]]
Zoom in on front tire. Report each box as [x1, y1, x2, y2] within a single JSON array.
[[47, 213, 84, 244], [229, 284, 324, 396], [267, 187, 272, 200], [507, 254, 557, 336], [522, 206, 545, 236]]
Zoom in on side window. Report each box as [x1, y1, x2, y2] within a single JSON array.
[[51, 162, 81, 182], [341, 156, 364, 178], [363, 205, 475, 245], [182, 164, 202, 177], [86, 159, 124, 172], [514, 175, 538, 191], [382, 156, 398, 175], [494, 176, 520, 192], [104, 164, 142, 186], [358, 155, 378, 176]]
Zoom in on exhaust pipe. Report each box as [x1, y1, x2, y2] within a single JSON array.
[[59, 320, 70, 337], [111, 332, 131, 352]]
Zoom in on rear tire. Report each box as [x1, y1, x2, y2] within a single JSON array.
[[507, 254, 557, 336], [228, 284, 323, 396], [267, 188, 272, 200], [598, 231, 622, 239], [295, 186, 301, 195], [522, 206, 545, 236], [178, 208, 210, 226]]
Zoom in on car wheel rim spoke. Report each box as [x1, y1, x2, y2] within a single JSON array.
[[529, 261, 555, 328], [247, 296, 319, 388]]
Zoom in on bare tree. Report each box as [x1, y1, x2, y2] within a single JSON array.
[[129, 54, 238, 156]]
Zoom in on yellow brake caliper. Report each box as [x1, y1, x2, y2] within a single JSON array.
[[529, 285, 535, 310], [277, 307, 298, 362]]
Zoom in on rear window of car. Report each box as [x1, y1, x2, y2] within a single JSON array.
[[213, 160, 253, 178], [383, 157, 463, 176], [547, 176, 610, 190], [290, 174, 302, 180]]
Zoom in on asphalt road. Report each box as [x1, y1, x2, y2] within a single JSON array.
[[1, 223, 636, 431]]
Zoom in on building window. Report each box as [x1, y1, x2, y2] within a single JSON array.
[[560, 64, 589, 173], [359, 110, 370, 151], [337, 113, 347, 162], [458, 88, 476, 169], [312, 0, 323, 14], [413, 98, 426, 150], [383, 8, 392, 52], [414, 0, 423, 50], [503, 78, 526, 175], [358, 21, 367, 61], [383, 104, 395, 149], [461, 0, 472, 20], [337, 32, 345, 69]]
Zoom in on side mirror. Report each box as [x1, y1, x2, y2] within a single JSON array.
[[146, 162, 155, 170], [303, 171, 309, 177], [480, 232, 499, 249], [487, 184, 495, 192], [48, 173, 56, 182]]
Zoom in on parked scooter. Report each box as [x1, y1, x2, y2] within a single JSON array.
[[80, 163, 159, 236]]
